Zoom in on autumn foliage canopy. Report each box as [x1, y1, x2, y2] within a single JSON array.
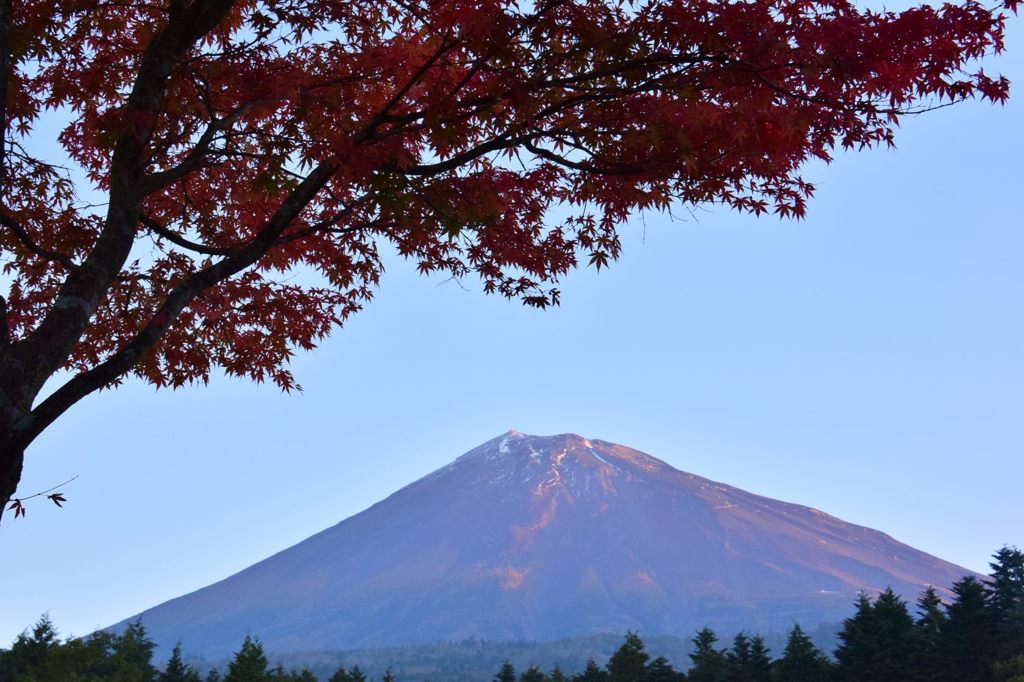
[[0, 0, 1016, 515]]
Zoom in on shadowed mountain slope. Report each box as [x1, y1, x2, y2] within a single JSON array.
[[115, 432, 971, 658]]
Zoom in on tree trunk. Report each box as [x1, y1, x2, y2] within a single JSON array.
[[0, 437, 24, 522], [0, 350, 33, 522]]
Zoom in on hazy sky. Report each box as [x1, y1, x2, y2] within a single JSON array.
[[1, 20, 1021, 650]]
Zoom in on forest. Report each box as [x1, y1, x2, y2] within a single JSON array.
[[2, 547, 1021, 682]]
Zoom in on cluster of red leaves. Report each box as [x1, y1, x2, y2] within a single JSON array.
[[0, 0, 1013, 391], [7, 492, 68, 518]]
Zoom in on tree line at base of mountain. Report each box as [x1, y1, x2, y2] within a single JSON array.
[[2, 547, 1022, 682]]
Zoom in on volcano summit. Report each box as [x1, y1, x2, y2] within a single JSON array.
[[116, 431, 970, 657]]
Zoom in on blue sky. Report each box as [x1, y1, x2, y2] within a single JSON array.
[[1, 19, 1021, 649]]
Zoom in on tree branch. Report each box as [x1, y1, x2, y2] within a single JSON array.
[[16, 160, 338, 450], [142, 100, 265, 194], [0, 294, 8, 348], [0, 211, 80, 270], [140, 214, 237, 256]]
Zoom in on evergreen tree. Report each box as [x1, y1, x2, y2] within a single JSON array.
[[383, 667, 397, 682], [161, 641, 201, 682], [941, 576, 996, 682], [834, 589, 916, 682], [2, 613, 61, 679], [110, 620, 158, 682], [872, 587, 917, 681], [771, 624, 832, 682], [520, 664, 548, 682], [646, 656, 685, 682], [688, 627, 727, 682], [225, 636, 270, 682], [574, 659, 609, 682], [329, 665, 368, 682], [913, 587, 948, 682], [726, 632, 752, 681], [988, 546, 1024, 658], [607, 632, 650, 682], [550, 665, 569, 682], [495, 660, 518, 682], [206, 670, 223, 682], [726, 633, 769, 682], [747, 636, 772, 682]]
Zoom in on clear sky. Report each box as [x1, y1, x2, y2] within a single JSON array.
[[1, 19, 1021, 650]]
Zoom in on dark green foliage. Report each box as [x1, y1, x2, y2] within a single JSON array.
[[383, 667, 397, 682], [646, 656, 686, 682], [550, 665, 569, 682], [834, 588, 916, 682], [771, 624, 832, 682], [329, 664, 368, 681], [225, 635, 270, 682], [988, 547, 1024, 659], [205, 670, 222, 682], [941, 576, 997, 682], [0, 613, 60, 680], [161, 641, 202, 682], [495, 659, 518, 682], [0, 615, 161, 682], [994, 656, 1024, 682], [688, 627, 727, 682], [607, 632, 649, 682], [912, 587, 947, 682], [520, 664, 548, 682], [574, 659, 609, 681], [725, 632, 770, 682]]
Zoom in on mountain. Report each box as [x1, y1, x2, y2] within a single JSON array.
[[115, 431, 972, 658]]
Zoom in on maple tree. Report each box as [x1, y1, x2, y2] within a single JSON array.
[[0, 0, 1015, 519]]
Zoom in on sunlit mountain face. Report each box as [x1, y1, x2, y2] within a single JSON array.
[[114, 431, 971, 658]]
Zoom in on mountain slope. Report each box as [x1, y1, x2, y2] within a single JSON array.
[[116, 432, 971, 657]]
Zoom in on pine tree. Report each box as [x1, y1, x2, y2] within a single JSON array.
[[726, 632, 753, 682], [988, 546, 1024, 659], [748, 636, 772, 682], [871, 588, 917, 681], [689, 627, 728, 682], [727, 633, 769, 682], [607, 632, 650, 682], [942, 576, 997, 682], [574, 659, 609, 682], [161, 641, 201, 682], [383, 667, 397, 682], [834, 590, 918, 682], [771, 624, 832, 682], [646, 656, 685, 682], [329, 666, 367, 682], [495, 660, 518, 682], [550, 665, 569, 682], [520, 664, 547, 682], [912, 587, 948, 682], [225, 636, 270, 682], [1, 614, 60, 679]]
